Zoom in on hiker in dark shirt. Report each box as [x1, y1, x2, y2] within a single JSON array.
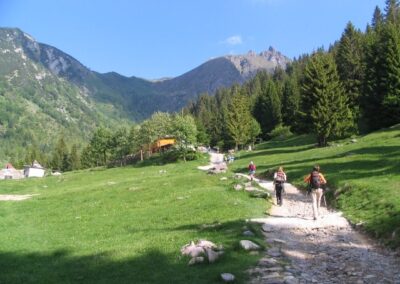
[[273, 166, 287, 206], [304, 165, 327, 220]]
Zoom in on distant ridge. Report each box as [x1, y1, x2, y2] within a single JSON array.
[[0, 27, 291, 119]]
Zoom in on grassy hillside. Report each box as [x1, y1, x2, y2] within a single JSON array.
[[233, 124, 400, 248], [0, 155, 269, 283]]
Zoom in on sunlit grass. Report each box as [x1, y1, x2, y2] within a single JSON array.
[[0, 156, 269, 283]]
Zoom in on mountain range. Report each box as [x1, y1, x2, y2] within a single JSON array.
[[0, 27, 290, 160]]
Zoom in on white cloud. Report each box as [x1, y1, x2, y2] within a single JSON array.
[[221, 35, 243, 46]]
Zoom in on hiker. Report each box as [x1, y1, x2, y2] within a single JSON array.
[[304, 165, 327, 220], [273, 166, 287, 206], [248, 161, 256, 181]]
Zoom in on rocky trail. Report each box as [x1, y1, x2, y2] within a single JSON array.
[[202, 153, 400, 283], [248, 181, 400, 284]]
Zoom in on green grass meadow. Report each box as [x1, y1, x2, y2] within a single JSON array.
[[1, 125, 399, 283], [0, 155, 269, 283]]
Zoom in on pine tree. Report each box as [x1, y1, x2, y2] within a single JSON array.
[[384, 0, 400, 25], [362, 18, 400, 130], [253, 78, 282, 137], [282, 75, 301, 131], [372, 6, 384, 29], [226, 93, 252, 150], [335, 21, 364, 127], [301, 52, 353, 146]]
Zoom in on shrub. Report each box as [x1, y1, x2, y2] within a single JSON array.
[[269, 124, 293, 140]]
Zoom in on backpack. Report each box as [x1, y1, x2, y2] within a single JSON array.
[[310, 171, 321, 189], [275, 171, 285, 183]]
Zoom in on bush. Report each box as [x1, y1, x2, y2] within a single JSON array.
[[269, 125, 293, 140]]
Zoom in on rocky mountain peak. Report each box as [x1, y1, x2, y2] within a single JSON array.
[[224, 46, 291, 79]]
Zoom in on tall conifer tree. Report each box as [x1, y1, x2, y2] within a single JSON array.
[[301, 52, 353, 146]]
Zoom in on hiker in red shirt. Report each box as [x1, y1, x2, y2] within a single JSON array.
[[304, 165, 327, 220], [248, 161, 256, 181]]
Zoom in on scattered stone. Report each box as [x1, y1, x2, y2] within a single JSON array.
[[188, 256, 204, 265], [267, 248, 282, 257], [220, 177, 228, 181], [196, 239, 217, 249], [262, 224, 274, 232], [261, 272, 280, 279], [243, 230, 255, 237], [205, 248, 223, 263], [180, 242, 205, 258], [273, 239, 287, 245], [240, 240, 261, 251], [258, 257, 278, 267], [284, 276, 299, 284], [221, 273, 235, 282], [234, 184, 243, 190]]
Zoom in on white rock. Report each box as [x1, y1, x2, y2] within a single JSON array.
[[188, 256, 204, 265], [240, 240, 261, 251], [221, 273, 235, 282], [205, 248, 222, 263], [181, 242, 205, 257], [196, 239, 217, 249], [234, 184, 243, 190]]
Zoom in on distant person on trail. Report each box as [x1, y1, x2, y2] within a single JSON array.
[[273, 166, 287, 206], [248, 161, 256, 181], [304, 165, 327, 220]]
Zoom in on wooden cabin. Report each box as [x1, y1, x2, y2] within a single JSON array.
[[151, 137, 176, 153]]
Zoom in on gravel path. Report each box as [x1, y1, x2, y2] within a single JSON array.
[[247, 181, 400, 284]]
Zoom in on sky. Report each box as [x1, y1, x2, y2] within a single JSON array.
[[0, 0, 386, 79]]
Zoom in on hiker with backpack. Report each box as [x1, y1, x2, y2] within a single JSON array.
[[304, 165, 327, 220], [248, 161, 256, 181], [273, 166, 287, 206]]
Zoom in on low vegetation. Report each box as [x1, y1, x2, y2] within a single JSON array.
[[0, 155, 269, 283]]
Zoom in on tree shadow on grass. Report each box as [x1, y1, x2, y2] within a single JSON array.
[[0, 219, 266, 284], [0, 249, 181, 284], [0, 246, 246, 284]]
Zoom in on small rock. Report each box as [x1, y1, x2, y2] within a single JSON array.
[[273, 239, 287, 245], [243, 230, 255, 236], [188, 256, 204, 265], [258, 257, 278, 267], [234, 184, 243, 191], [196, 239, 217, 249], [284, 276, 299, 284], [262, 224, 274, 232], [267, 248, 282, 257], [261, 272, 281, 279], [221, 273, 235, 282], [240, 240, 261, 251], [205, 248, 222, 263]]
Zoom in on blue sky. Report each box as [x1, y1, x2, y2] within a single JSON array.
[[0, 0, 386, 79]]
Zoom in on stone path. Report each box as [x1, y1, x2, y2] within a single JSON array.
[[247, 181, 400, 284]]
